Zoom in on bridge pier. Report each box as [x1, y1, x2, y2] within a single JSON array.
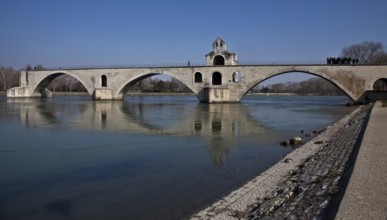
[[7, 87, 30, 98], [197, 87, 242, 103], [7, 87, 52, 98], [92, 88, 115, 100]]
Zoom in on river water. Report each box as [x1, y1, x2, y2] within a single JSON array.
[[0, 95, 354, 220]]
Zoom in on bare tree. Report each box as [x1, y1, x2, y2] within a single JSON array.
[[0, 66, 19, 91], [66, 77, 77, 92], [341, 41, 386, 64], [48, 75, 65, 92], [35, 64, 45, 70], [141, 77, 153, 92], [371, 52, 387, 65], [0, 70, 6, 91]]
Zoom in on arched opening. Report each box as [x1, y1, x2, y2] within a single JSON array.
[[232, 71, 242, 82], [241, 72, 350, 102], [194, 72, 202, 83], [122, 74, 193, 96], [213, 55, 225, 66], [37, 73, 89, 96], [373, 78, 387, 91], [101, 75, 107, 87], [212, 72, 222, 85]]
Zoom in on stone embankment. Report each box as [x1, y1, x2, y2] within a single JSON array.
[[191, 105, 371, 220]]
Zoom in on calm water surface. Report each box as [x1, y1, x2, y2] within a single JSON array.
[[0, 95, 354, 220]]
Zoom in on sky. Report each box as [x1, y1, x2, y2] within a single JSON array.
[[1, 0, 387, 84]]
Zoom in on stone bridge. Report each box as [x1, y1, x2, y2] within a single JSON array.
[[7, 65, 387, 103], [7, 37, 387, 103]]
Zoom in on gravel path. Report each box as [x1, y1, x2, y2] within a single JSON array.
[[191, 105, 371, 220]]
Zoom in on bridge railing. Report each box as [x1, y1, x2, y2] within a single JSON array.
[[32, 60, 373, 71], [237, 60, 327, 65], [40, 62, 206, 70]]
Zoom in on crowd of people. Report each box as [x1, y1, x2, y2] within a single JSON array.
[[326, 57, 360, 65]]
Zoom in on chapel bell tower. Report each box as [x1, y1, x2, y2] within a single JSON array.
[[205, 37, 238, 66]]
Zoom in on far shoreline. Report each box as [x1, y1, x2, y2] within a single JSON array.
[[0, 91, 346, 97]]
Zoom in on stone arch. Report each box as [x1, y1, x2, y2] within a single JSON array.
[[373, 78, 387, 91], [242, 71, 356, 102], [212, 72, 222, 85], [116, 72, 197, 99], [194, 72, 203, 83], [213, 55, 225, 66], [101, 75, 107, 87], [31, 71, 93, 97]]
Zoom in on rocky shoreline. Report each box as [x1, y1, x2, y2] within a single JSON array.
[[191, 104, 371, 220]]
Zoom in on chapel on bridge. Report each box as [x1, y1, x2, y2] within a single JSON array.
[[205, 37, 238, 66]]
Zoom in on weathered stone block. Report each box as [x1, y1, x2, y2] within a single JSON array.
[[7, 87, 30, 97], [93, 88, 113, 100], [200, 87, 231, 103]]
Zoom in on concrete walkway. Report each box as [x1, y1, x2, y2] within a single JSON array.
[[336, 101, 387, 219]]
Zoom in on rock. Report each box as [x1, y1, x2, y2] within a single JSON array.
[[311, 175, 322, 184], [281, 136, 303, 147], [283, 158, 293, 163], [328, 185, 339, 195], [314, 140, 324, 145], [290, 136, 303, 146]]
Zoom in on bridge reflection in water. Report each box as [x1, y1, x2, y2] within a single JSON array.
[[13, 97, 278, 165]]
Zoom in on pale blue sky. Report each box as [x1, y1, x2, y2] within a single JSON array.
[[1, 0, 386, 84]]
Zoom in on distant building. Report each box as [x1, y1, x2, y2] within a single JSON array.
[[205, 37, 238, 66]]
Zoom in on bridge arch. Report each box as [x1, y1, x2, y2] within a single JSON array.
[[116, 72, 197, 99], [31, 71, 93, 97], [243, 70, 356, 101]]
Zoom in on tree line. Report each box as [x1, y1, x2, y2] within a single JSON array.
[[127, 77, 191, 93], [255, 78, 344, 95], [45, 75, 193, 93]]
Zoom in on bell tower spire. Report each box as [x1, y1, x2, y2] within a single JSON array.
[[213, 37, 227, 53], [205, 37, 238, 66]]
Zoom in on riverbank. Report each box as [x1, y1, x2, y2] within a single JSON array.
[[0, 91, 345, 97], [191, 104, 371, 219], [125, 92, 194, 96], [0, 92, 195, 97], [247, 92, 342, 96], [247, 92, 297, 96], [51, 92, 195, 96]]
